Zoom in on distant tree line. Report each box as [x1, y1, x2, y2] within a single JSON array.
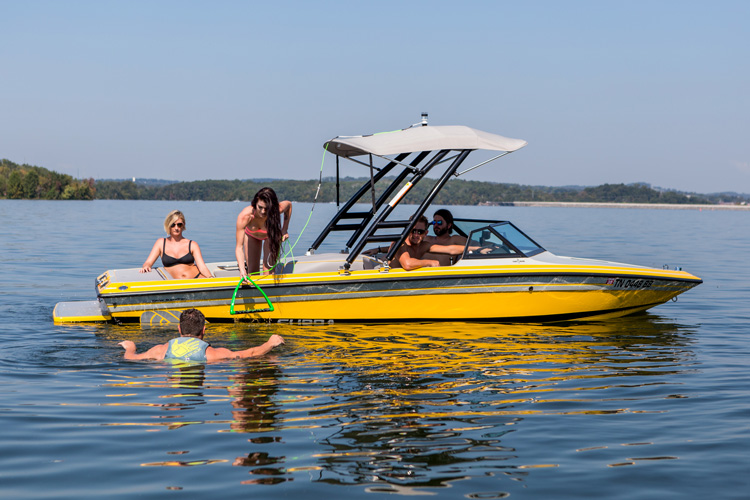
[[3, 157, 748, 205], [94, 176, 728, 206], [0, 159, 95, 200]]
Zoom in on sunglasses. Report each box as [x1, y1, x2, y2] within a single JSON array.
[[171, 222, 184, 228], [411, 228, 426, 235], [432, 220, 444, 226]]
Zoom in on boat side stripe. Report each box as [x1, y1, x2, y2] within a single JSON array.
[[102, 275, 699, 311]]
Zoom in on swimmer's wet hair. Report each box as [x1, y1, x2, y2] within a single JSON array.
[[180, 308, 205, 336]]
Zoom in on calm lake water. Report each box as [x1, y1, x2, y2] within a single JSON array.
[[1, 200, 748, 499]]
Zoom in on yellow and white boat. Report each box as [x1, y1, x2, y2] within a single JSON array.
[[53, 121, 702, 324]]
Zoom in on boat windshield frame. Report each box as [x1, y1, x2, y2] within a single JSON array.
[[460, 221, 545, 260]]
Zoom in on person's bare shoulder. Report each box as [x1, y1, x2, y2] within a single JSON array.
[[236, 206, 257, 230]]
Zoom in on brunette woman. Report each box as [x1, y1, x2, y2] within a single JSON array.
[[235, 187, 292, 277]]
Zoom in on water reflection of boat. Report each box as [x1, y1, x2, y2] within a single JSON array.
[[272, 316, 696, 491], [280, 315, 696, 377], [54, 121, 701, 324]]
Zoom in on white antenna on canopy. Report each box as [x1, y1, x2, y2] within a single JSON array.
[[409, 112, 429, 129]]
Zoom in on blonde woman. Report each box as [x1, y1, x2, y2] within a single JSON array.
[[141, 210, 213, 279]]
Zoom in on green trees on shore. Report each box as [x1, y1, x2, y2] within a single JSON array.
[[93, 176, 717, 206], [1, 159, 95, 200], [3, 158, 746, 205]]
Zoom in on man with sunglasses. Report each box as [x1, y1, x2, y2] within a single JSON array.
[[425, 209, 467, 266], [391, 215, 465, 271]]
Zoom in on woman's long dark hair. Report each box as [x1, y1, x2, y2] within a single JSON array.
[[252, 187, 282, 268]]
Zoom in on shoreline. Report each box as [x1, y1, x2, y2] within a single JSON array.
[[3, 199, 748, 210], [483, 201, 750, 211]]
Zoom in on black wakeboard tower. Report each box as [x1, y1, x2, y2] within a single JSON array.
[[307, 115, 528, 270]]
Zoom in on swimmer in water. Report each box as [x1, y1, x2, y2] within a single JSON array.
[[118, 309, 284, 362]]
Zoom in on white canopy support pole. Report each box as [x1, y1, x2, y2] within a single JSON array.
[[455, 151, 513, 177], [369, 154, 376, 209], [339, 155, 383, 171], [336, 155, 340, 207]]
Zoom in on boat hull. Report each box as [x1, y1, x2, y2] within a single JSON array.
[[62, 259, 701, 324]]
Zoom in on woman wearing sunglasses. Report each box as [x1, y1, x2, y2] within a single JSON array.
[[140, 210, 213, 279]]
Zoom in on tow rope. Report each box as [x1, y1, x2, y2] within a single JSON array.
[[229, 276, 274, 315]]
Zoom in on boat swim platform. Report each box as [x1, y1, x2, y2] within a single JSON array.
[[53, 301, 201, 325], [53, 300, 111, 324]]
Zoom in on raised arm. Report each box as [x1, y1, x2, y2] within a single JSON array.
[[205, 334, 285, 361], [235, 207, 253, 279], [119, 341, 168, 360], [426, 243, 466, 256], [140, 239, 163, 273], [279, 201, 292, 241]]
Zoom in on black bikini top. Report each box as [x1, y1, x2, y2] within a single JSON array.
[[161, 239, 195, 267]]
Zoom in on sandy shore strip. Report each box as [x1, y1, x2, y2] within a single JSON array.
[[483, 201, 750, 211]]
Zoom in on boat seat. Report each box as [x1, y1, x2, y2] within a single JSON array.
[[271, 254, 376, 274], [278, 259, 342, 274], [210, 262, 243, 278], [362, 255, 384, 270], [108, 268, 169, 282], [115, 257, 381, 280], [108, 262, 243, 281], [214, 269, 241, 278]]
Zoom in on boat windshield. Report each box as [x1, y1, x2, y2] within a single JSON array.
[[461, 221, 545, 259]]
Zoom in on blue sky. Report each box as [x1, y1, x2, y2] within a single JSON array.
[[2, 1, 748, 193]]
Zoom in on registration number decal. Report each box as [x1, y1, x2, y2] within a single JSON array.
[[606, 278, 654, 289]]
